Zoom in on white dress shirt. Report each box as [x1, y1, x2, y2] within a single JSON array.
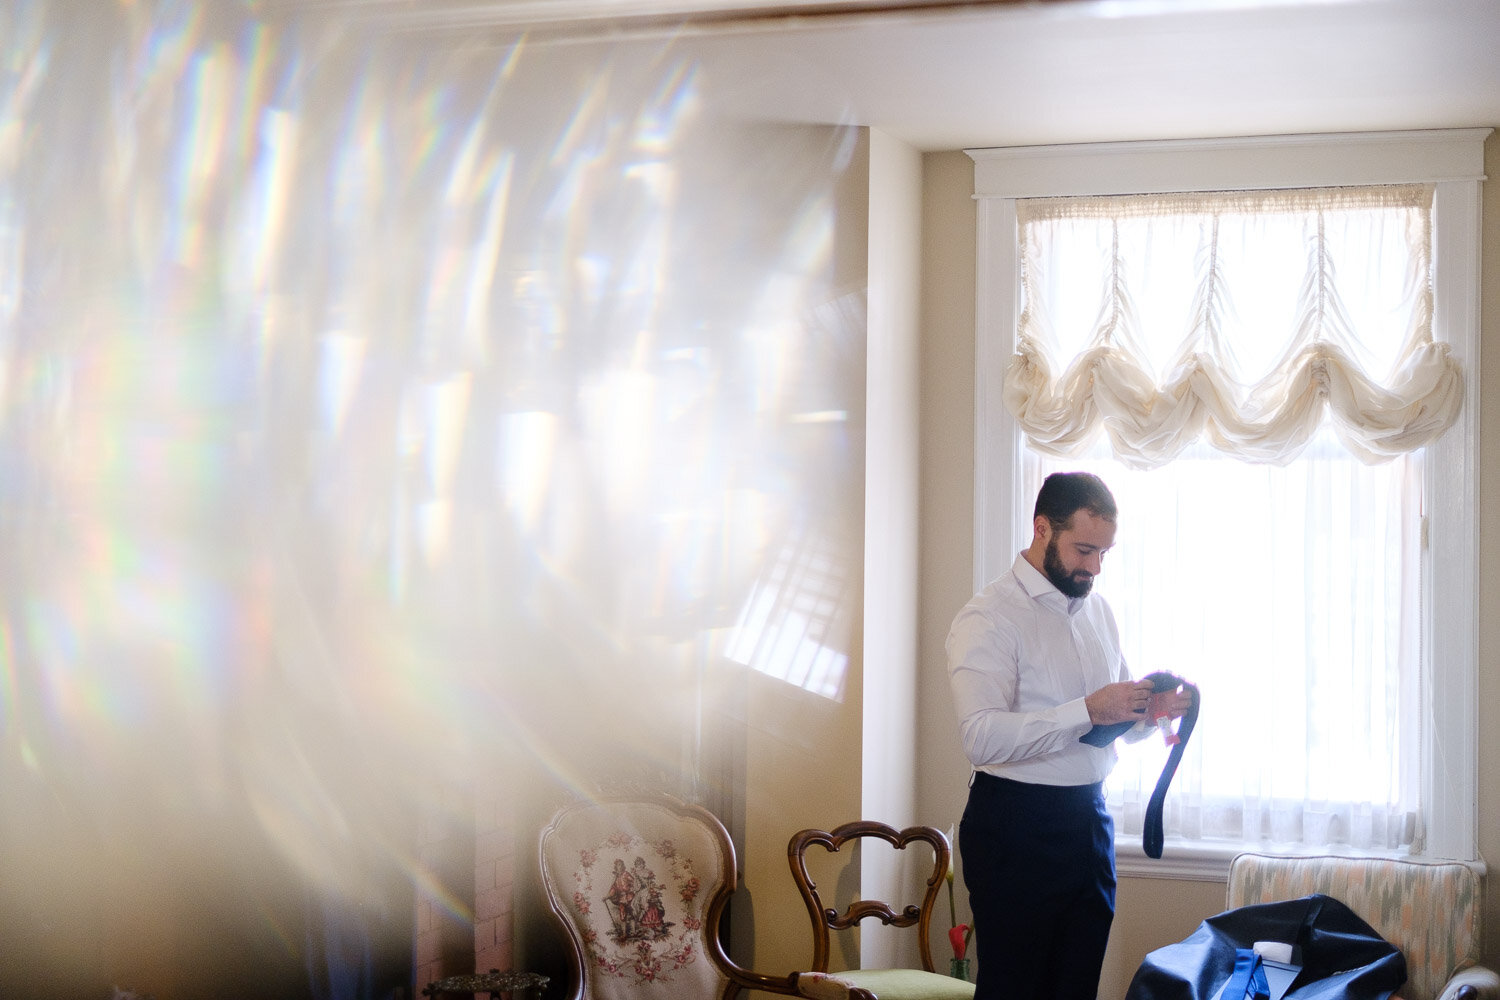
[[947, 552, 1139, 786]]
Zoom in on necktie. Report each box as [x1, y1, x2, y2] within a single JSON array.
[[1224, 948, 1271, 1000], [1079, 671, 1201, 859]]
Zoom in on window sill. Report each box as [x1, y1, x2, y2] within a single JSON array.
[[1115, 839, 1488, 882], [1115, 839, 1238, 881]]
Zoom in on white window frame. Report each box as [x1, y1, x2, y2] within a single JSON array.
[[966, 129, 1488, 878]]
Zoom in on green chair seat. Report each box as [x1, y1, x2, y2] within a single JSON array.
[[838, 968, 976, 1000]]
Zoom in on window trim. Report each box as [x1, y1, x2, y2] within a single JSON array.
[[965, 129, 1489, 871]]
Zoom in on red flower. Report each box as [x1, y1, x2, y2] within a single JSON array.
[[948, 925, 970, 961]]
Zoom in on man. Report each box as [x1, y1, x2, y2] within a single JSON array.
[[946, 471, 1189, 1000]]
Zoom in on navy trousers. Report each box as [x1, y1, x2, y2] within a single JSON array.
[[959, 772, 1117, 1000]]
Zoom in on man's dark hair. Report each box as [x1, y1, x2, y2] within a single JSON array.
[[1033, 472, 1117, 532]]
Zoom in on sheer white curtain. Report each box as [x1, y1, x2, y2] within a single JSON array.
[[1009, 186, 1451, 852]]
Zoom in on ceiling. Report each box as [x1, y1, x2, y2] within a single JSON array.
[[365, 0, 1500, 152]]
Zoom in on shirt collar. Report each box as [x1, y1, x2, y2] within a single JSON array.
[[1011, 551, 1090, 617]]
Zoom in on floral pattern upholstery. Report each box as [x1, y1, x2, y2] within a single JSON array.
[[540, 797, 736, 1000], [1225, 853, 1493, 1000]]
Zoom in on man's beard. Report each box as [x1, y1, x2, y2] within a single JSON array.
[[1044, 536, 1094, 598]]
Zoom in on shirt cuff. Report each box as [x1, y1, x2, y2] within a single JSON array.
[[1061, 697, 1093, 733]]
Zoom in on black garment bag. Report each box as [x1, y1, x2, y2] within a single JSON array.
[[1125, 894, 1406, 1000]]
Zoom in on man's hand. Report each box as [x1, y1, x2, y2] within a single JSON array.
[[1085, 680, 1155, 725], [1152, 686, 1194, 721]]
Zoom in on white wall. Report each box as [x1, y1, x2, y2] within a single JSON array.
[[861, 128, 926, 970], [913, 149, 984, 967]]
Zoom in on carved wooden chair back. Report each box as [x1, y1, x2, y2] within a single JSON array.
[[788, 822, 950, 976]]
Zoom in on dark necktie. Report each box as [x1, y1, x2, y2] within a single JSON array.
[[1079, 671, 1201, 859]]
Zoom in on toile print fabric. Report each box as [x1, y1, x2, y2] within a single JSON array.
[[567, 830, 708, 986]]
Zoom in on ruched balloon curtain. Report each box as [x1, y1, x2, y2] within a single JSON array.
[[1006, 185, 1462, 470]]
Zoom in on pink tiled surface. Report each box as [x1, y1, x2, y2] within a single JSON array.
[[410, 779, 518, 991], [475, 786, 516, 973]]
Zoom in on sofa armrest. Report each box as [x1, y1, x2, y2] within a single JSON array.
[[1439, 965, 1500, 1000]]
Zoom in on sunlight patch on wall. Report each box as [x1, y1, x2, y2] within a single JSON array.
[[725, 516, 852, 700]]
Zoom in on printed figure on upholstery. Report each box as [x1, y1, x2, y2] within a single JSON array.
[[603, 857, 675, 943], [569, 833, 703, 985]]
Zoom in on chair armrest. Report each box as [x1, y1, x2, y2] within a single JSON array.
[[1440, 965, 1500, 1000], [792, 972, 878, 1000], [717, 965, 876, 1000]]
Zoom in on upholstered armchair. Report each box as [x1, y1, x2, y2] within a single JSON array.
[[538, 792, 871, 1000], [1226, 852, 1497, 1000]]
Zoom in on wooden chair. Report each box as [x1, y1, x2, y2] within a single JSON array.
[[1226, 852, 1498, 1000], [779, 822, 975, 1000], [537, 792, 865, 1000]]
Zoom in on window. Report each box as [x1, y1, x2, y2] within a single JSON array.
[[967, 131, 1486, 875]]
